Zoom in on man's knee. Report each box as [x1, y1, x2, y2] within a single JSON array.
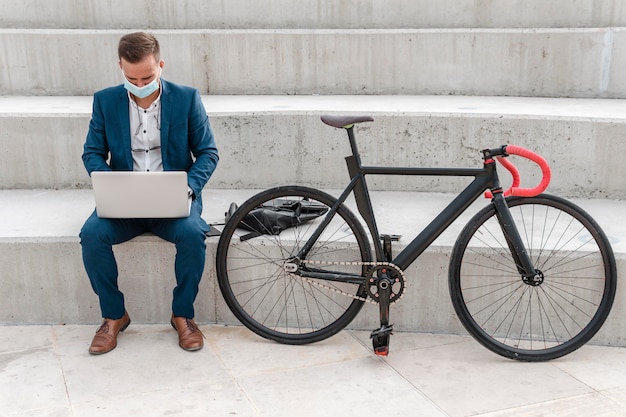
[[170, 215, 208, 243], [177, 222, 207, 246], [80, 215, 116, 247], [80, 216, 99, 245]]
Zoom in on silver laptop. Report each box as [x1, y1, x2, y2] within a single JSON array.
[[91, 171, 191, 218]]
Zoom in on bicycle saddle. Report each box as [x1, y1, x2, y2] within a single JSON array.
[[321, 115, 374, 128]]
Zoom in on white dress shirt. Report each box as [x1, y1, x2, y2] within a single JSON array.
[[129, 93, 163, 172]]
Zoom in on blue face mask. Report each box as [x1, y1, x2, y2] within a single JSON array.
[[122, 69, 161, 98]]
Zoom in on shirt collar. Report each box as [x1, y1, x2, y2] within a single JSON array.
[[127, 90, 162, 111]]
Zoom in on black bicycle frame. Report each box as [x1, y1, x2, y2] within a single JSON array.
[[297, 126, 536, 279]]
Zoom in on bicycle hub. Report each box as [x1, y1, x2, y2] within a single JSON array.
[[522, 270, 544, 286], [283, 258, 300, 273]]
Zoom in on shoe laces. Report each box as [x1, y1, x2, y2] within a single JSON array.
[[183, 318, 206, 339], [95, 320, 110, 335]]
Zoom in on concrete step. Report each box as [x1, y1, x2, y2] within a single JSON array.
[[2, 0, 625, 29], [1, 28, 623, 97], [1, 188, 625, 347], [1, 95, 626, 199]]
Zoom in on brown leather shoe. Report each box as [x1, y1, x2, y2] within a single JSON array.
[[88, 311, 131, 355], [171, 316, 205, 351]]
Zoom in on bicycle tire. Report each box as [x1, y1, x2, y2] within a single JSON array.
[[449, 194, 616, 361], [216, 186, 372, 345]]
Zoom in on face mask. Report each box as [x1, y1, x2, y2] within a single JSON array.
[[122, 68, 161, 98]]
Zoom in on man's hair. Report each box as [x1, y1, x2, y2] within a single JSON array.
[[118, 32, 160, 63]]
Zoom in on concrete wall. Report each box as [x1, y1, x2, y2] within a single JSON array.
[[2, 0, 625, 29], [2, 97, 626, 199], [1, 28, 625, 97], [2, 0, 626, 349]]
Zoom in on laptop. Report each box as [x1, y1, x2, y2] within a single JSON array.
[[91, 171, 191, 218]]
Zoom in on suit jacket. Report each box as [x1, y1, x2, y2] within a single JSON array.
[[82, 79, 219, 204]]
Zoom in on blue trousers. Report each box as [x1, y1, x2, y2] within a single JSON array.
[[80, 201, 209, 320]]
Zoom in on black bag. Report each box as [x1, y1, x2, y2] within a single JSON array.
[[227, 199, 329, 241]]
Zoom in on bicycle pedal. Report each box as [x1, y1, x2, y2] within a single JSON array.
[[372, 334, 391, 356], [370, 324, 393, 357]]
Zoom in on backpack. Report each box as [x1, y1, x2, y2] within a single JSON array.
[[226, 199, 329, 241]]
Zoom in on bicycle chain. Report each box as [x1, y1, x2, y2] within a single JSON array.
[[295, 259, 407, 304]]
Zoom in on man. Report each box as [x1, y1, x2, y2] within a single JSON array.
[[80, 32, 219, 354]]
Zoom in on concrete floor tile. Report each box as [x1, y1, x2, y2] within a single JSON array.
[[382, 339, 593, 417], [0, 348, 69, 414], [474, 393, 625, 417], [4, 407, 72, 417], [51, 324, 99, 356], [238, 357, 447, 417], [56, 324, 233, 405], [0, 325, 54, 353], [599, 387, 626, 410], [70, 380, 260, 417], [207, 325, 372, 378], [552, 345, 626, 391]]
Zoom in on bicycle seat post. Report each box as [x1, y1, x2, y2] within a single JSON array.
[[346, 126, 361, 162]]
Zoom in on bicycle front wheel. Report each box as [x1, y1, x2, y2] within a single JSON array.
[[216, 186, 372, 345], [449, 194, 616, 361]]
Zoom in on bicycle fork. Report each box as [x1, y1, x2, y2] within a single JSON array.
[[491, 192, 540, 281]]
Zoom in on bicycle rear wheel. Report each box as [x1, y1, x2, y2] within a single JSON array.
[[449, 194, 616, 361], [216, 186, 372, 345]]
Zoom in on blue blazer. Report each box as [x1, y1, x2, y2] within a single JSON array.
[[82, 79, 219, 203]]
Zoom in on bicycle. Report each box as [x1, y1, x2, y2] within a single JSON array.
[[215, 115, 617, 361]]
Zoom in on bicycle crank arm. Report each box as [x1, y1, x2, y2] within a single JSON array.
[[372, 276, 394, 356]]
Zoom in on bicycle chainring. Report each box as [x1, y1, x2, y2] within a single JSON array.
[[365, 263, 406, 303]]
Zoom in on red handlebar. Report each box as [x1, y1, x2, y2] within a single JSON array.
[[485, 145, 551, 198]]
